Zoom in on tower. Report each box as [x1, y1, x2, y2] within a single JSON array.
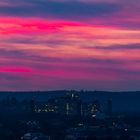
[[30, 99, 35, 113], [107, 98, 112, 117]]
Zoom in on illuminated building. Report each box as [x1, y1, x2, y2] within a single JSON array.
[[33, 92, 107, 118]]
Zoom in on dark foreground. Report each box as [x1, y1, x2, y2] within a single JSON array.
[[0, 91, 140, 140]]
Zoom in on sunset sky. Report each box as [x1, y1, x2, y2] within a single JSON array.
[[0, 0, 140, 91]]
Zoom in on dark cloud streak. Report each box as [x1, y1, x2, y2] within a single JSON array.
[[0, 1, 120, 19], [81, 44, 140, 51]]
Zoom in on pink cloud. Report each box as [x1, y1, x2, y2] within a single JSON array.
[[0, 15, 139, 91]]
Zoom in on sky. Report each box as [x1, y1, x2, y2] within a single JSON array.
[[0, 0, 140, 91]]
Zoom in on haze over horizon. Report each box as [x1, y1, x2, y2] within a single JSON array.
[[0, 0, 140, 91]]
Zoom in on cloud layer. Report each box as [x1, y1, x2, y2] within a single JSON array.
[[0, 0, 140, 91]]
